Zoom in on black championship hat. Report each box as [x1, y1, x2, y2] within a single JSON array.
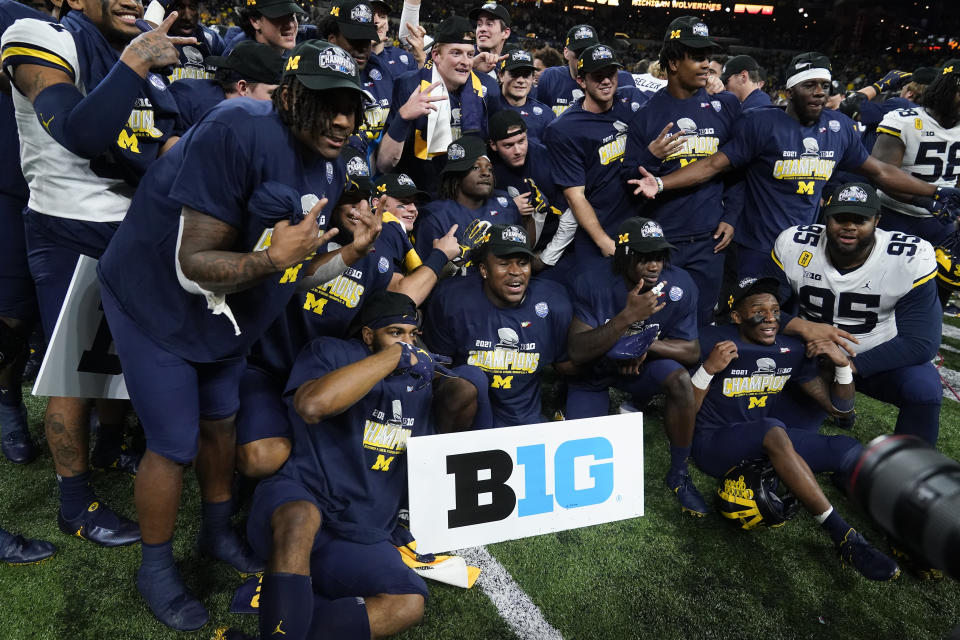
[[206, 41, 283, 84], [488, 109, 526, 141], [374, 173, 429, 200], [729, 276, 781, 310], [357, 290, 419, 329], [577, 44, 622, 76], [482, 224, 535, 258], [330, 0, 379, 41], [499, 48, 535, 74], [434, 16, 476, 45], [664, 16, 718, 48], [565, 24, 598, 53], [342, 147, 374, 195], [442, 135, 488, 173], [244, 0, 306, 19], [616, 217, 676, 254], [469, 2, 510, 26], [720, 54, 759, 84], [283, 40, 363, 93], [822, 182, 880, 219]]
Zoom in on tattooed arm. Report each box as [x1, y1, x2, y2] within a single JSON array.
[[178, 198, 334, 296]]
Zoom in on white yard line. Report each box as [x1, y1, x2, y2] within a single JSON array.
[[456, 546, 564, 640], [942, 323, 960, 341]]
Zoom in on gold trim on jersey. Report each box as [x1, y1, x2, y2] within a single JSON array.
[[770, 248, 784, 271], [912, 268, 937, 288], [1, 45, 75, 79], [876, 125, 902, 139]]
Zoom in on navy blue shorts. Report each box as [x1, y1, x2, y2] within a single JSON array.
[[566, 358, 685, 419], [0, 194, 37, 320], [692, 417, 863, 478], [101, 284, 243, 463], [248, 475, 429, 599], [669, 234, 723, 327], [24, 209, 118, 341], [236, 364, 292, 445]]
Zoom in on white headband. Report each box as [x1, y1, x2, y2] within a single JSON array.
[[786, 68, 831, 89]]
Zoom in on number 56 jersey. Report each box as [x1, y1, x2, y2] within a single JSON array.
[[772, 224, 936, 353], [876, 106, 960, 218]]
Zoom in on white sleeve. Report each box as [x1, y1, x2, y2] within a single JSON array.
[[397, 0, 421, 47], [1, 18, 81, 88], [537, 209, 578, 267]]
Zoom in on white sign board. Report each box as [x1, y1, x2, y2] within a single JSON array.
[[407, 413, 643, 554], [33, 256, 129, 400]]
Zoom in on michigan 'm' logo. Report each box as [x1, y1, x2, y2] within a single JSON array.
[[372, 455, 394, 471], [491, 375, 513, 389], [747, 395, 768, 409], [796, 180, 814, 195]]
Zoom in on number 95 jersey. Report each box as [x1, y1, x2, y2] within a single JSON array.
[[876, 106, 960, 218], [773, 224, 936, 353]]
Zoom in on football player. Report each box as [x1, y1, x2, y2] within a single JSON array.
[[488, 110, 576, 278], [246, 291, 435, 640], [412, 135, 522, 275], [378, 16, 489, 195], [693, 277, 900, 581], [719, 55, 771, 110], [226, 0, 305, 53], [424, 224, 574, 427], [631, 52, 960, 278], [371, 172, 429, 233], [369, 0, 419, 80], [0, 0, 52, 465], [566, 217, 707, 517], [167, 41, 283, 132], [467, 1, 510, 100], [2, 3, 190, 545], [544, 44, 648, 266], [769, 183, 942, 447], [535, 24, 636, 117], [488, 48, 555, 143], [156, 0, 226, 82], [871, 66, 960, 247], [96, 41, 367, 630], [624, 16, 740, 325]]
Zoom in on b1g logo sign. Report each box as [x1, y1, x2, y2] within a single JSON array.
[[407, 414, 644, 553]]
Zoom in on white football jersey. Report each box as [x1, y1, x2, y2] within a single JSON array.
[[876, 105, 960, 217], [1, 19, 133, 222], [773, 224, 936, 353]]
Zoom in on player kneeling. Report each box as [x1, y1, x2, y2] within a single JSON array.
[[692, 277, 899, 581], [245, 292, 436, 639]]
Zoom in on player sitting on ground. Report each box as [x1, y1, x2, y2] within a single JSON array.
[[244, 291, 436, 640], [566, 216, 706, 517], [692, 276, 900, 581]]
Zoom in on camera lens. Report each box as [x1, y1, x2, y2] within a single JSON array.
[[849, 435, 960, 579]]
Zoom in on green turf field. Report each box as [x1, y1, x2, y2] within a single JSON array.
[[2, 337, 959, 639]]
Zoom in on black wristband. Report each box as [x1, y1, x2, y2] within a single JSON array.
[[423, 247, 450, 278]]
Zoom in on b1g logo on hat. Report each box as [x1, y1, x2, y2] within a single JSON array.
[[692, 22, 709, 36], [501, 225, 527, 243], [641, 220, 665, 238], [318, 46, 357, 76], [448, 143, 466, 160], [398, 174, 416, 186], [837, 185, 869, 202], [592, 46, 614, 61], [346, 155, 370, 177], [351, 3, 372, 23]]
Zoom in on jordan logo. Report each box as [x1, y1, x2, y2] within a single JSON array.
[[273, 620, 287, 635]]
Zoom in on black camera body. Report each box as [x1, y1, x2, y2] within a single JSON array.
[[848, 435, 960, 579]]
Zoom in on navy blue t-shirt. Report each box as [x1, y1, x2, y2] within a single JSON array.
[[720, 106, 868, 252], [413, 193, 520, 272], [492, 140, 569, 252], [696, 323, 818, 430], [424, 275, 572, 427], [544, 97, 638, 259], [488, 93, 555, 143], [282, 336, 434, 544], [741, 88, 772, 111], [250, 216, 407, 377], [625, 88, 741, 238], [571, 262, 698, 388], [535, 65, 637, 117], [167, 78, 225, 134], [0, 0, 51, 199], [372, 44, 417, 80], [98, 99, 345, 362]]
